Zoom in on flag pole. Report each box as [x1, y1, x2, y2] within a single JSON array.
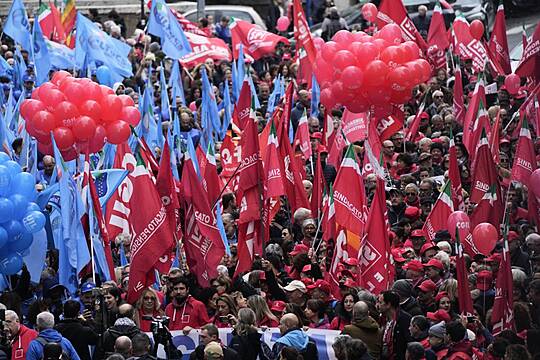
[[211, 160, 243, 210], [312, 207, 326, 254]]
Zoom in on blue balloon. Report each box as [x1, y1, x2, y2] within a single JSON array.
[[0, 197, 14, 222], [0, 152, 10, 164], [26, 202, 40, 212], [11, 172, 35, 198], [96, 65, 112, 87], [4, 220, 23, 239], [4, 160, 21, 177], [0, 165, 11, 193], [22, 211, 45, 234], [8, 232, 33, 252], [0, 227, 7, 249], [10, 194, 29, 219], [0, 252, 23, 275]]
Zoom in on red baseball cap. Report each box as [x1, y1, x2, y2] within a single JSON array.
[[301, 264, 312, 273], [343, 258, 359, 266], [507, 231, 520, 242], [435, 291, 449, 303], [391, 248, 407, 263], [405, 207, 421, 220], [291, 244, 309, 256], [411, 229, 426, 238], [307, 279, 331, 294], [418, 279, 437, 293], [403, 260, 424, 272], [420, 242, 439, 256], [486, 253, 502, 263], [424, 258, 444, 270], [271, 300, 286, 312], [310, 132, 322, 140], [427, 309, 451, 323], [339, 278, 358, 288]]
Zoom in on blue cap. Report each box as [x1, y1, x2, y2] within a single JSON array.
[[22, 74, 35, 83], [81, 282, 96, 293]]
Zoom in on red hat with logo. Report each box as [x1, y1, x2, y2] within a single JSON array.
[[418, 279, 438, 293], [391, 248, 407, 263], [405, 207, 421, 220], [339, 278, 358, 288], [403, 260, 424, 272], [301, 264, 312, 273], [307, 279, 331, 294], [310, 132, 322, 140], [424, 258, 444, 270], [411, 229, 426, 238], [271, 300, 287, 312], [435, 291, 449, 303], [343, 258, 359, 266], [476, 270, 493, 291]]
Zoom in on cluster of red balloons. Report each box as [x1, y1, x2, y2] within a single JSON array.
[[313, 24, 431, 118], [20, 71, 141, 161]]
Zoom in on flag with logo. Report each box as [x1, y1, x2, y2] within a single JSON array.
[[488, 2, 511, 74], [32, 20, 51, 86], [376, 0, 427, 50], [423, 181, 453, 242], [455, 229, 475, 316], [4, 0, 32, 53], [511, 116, 536, 186], [230, 18, 289, 60], [427, 1, 449, 70], [448, 129, 464, 211], [294, 109, 312, 160], [453, 61, 465, 125], [451, 15, 488, 72], [148, 0, 192, 59], [491, 227, 515, 336], [293, 0, 317, 63]]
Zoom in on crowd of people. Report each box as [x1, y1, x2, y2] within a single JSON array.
[[0, 1, 539, 360]]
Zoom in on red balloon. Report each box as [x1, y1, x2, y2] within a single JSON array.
[[321, 41, 340, 63], [378, 23, 402, 45], [58, 76, 77, 93], [415, 59, 432, 82], [118, 94, 135, 107], [470, 20, 484, 41], [72, 116, 97, 141], [100, 85, 115, 98], [387, 66, 411, 92], [371, 38, 389, 53], [37, 142, 53, 155], [504, 74, 521, 95], [340, 66, 364, 90], [319, 88, 335, 109], [350, 42, 379, 69], [402, 41, 421, 60], [447, 211, 471, 242], [333, 50, 356, 73], [332, 30, 353, 45], [373, 104, 393, 118], [86, 82, 103, 102], [380, 46, 407, 68], [90, 125, 107, 153], [106, 120, 131, 145], [51, 71, 72, 86], [62, 147, 79, 162], [361, 3, 378, 23], [120, 106, 141, 126], [314, 57, 333, 86], [79, 100, 102, 122], [346, 96, 369, 113], [101, 95, 123, 123], [364, 60, 389, 88], [40, 88, 66, 110], [31, 90, 40, 100], [405, 61, 423, 85], [52, 127, 75, 151], [472, 223, 498, 255], [313, 37, 325, 49], [31, 111, 56, 136], [63, 82, 85, 107], [54, 101, 80, 128], [389, 88, 412, 104], [20, 99, 46, 121], [351, 32, 367, 42], [363, 83, 391, 106]]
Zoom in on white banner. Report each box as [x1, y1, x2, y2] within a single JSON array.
[[149, 328, 340, 360]]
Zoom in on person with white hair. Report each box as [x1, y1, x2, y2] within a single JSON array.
[[26, 312, 80, 360], [4, 310, 38, 359]]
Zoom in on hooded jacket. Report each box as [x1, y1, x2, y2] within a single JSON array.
[[342, 316, 383, 358], [10, 324, 37, 360], [264, 328, 318, 360], [93, 318, 141, 360], [26, 328, 80, 360]]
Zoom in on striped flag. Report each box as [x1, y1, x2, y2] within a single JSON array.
[[37, 3, 54, 38], [62, 0, 77, 48], [423, 180, 453, 242]]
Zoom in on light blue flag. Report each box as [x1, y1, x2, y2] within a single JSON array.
[[267, 75, 282, 118], [311, 74, 320, 118], [88, 203, 112, 281], [0, 111, 13, 156], [32, 20, 51, 86], [51, 135, 91, 295], [247, 73, 261, 109], [148, 0, 192, 59], [13, 48, 26, 91], [119, 242, 128, 266], [45, 40, 75, 70], [186, 135, 200, 177], [0, 55, 13, 78], [159, 66, 171, 121], [75, 13, 133, 78], [220, 80, 232, 139], [231, 60, 239, 102], [101, 143, 117, 170], [237, 45, 245, 92], [170, 244, 180, 269], [201, 69, 221, 141], [140, 85, 159, 151], [3, 0, 32, 53], [91, 169, 129, 208], [23, 228, 47, 283], [168, 60, 185, 107]]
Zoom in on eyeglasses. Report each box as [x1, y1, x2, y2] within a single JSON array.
[[405, 192, 416, 196], [434, 95, 443, 99], [143, 296, 155, 301]]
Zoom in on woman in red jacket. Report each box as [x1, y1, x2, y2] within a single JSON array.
[[330, 291, 359, 331]]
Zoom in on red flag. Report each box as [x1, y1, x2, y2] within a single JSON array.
[[376, 0, 428, 51], [488, 3, 511, 74], [232, 80, 252, 131], [405, 101, 426, 142], [322, 184, 336, 243], [220, 132, 241, 179], [293, 109, 312, 159], [377, 114, 403, 142], [427, 2, 449, 71], [462, 76, 489, 158], [455, 230, 475, 316], [333, 145, 367, 236], [156, 140, 181, 238], [511, 117, 537, 186], [293, 0, 317, 64], [230, 18, 290, 60], [296, 49, 313, 88], [180, 32, 232, 68], [327, 125, 347, 167], [342, 110, 368, 143], [515, 22, 540, 79], [170, 8, 210, 37], [453, 62, 465, 125], [491, 238, 515, 336], [359, 178, 392, 294], [470, 131, 503, 228], [105, 144, 174, 303], [448, 130, 465, 211], [451, 16, 488, 72], [321, 110, 335, 147], [491, 109, 502, 164], [264, 120, 285, 199], [325, 227, 348, 299], [423, 181, 454, 242], [529, 190, 540, 227], [182, 149, 226, 286]]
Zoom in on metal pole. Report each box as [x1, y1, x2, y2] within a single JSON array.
[[141, 0, 144, 21], [197, 0, 205, 21]]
